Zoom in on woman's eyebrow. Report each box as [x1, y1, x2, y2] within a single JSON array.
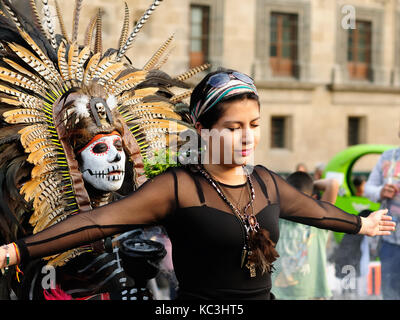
[[223, 117, 260, 125]]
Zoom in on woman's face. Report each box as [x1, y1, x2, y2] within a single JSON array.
[[197, 98, 260, 167]]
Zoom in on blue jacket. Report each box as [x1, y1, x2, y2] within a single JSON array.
[[364, 148, 400, 245]]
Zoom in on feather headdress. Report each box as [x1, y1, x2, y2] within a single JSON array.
[[0, 0, 209, 266]]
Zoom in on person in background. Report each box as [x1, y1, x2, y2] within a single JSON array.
[[331, 210, 372, 299], [353, 176, 366, 197], [295, 163, 308, 173], [314, 163, 326, 180], [364, 147, 400, 300], [272, 171, 339, 300]]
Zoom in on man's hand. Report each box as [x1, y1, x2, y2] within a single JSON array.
[[380, 183, 399, 200]]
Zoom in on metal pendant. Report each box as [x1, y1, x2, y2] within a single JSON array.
[[240, 246, 247, 268], [246, 261, 257, 278]]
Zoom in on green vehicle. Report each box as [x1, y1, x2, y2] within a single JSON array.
[[322, 144, 396, 242]]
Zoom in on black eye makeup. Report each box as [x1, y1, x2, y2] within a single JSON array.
[[91, 142, 109, 154], [113, 138, 123, 151]]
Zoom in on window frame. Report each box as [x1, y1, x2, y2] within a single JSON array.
[[189, 5, 210, 68], [254, 0, 311, 82], [269, 12, 299, 77], [347, 20, 372, 81]]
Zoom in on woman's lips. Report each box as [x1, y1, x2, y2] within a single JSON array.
[[237, 148, 253, 157]]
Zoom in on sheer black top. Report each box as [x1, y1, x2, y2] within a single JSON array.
[[16, 165, 361, 300]]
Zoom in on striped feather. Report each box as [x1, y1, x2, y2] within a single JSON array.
[[94, 8, 102, 54], [57, 40, 69, 81], [0, 84, 42, 109], [169, 90, 193, 103], [174, 63, 211, 82], [76, 46, 91, 82], [0, 67, 46, 94], [29, 0, 47, 36], [31, 158, 58, 178], [143, 34, 174, 71], [116, 0, 164, 61], [83, 52, 101, 84], [41, 0, 57, 49], [68, 42, 79, 80], [3, 58, 49, 90], [71, 0, 83, 42], [7, 42, 58, 84], [83, 12, 98, 48], [27, 145, 58, 165], [118, 2, 130, 50], [55, 0, 70, 42]]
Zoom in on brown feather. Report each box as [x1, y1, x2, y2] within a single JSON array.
[[71, 0, 83, 42], [118, 2, 130, 50], [94, 8, 103, 54], [55, 0, 70, 42]]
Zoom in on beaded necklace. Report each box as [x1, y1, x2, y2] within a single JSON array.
[[197, 164, 260, 277]]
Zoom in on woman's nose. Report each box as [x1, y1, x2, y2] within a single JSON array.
[[241, 128, 254, 145]]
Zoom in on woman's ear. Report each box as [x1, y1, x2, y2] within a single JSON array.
[[195, 122, 203, 135]]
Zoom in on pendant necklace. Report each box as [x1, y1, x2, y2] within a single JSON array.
[[197, 164, 260, 277]]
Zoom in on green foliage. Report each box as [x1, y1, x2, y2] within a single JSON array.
[[143, 149, 181, 178]]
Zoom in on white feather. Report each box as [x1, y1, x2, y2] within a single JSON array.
[[74, 95, 90, 118], [106, 95, 118, 110]]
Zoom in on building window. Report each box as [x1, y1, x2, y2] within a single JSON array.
[[269, 12, 298, 77], [190, 5, 210, 68], [271, 116, 290, 149], [347, 20, 372, 80], [348, 116, 365, 146]]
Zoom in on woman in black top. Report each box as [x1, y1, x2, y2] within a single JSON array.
[[0, 69, 395, 300]]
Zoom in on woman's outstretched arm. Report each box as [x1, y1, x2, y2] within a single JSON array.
[[0, 169, 178, 268], [262, 167, 396, 236]]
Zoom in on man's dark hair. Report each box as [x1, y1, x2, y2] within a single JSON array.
[[286, 171, 314, 195]]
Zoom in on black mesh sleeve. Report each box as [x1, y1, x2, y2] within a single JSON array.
[[16, 169, 178, 263], [268, 168, 361, 234]]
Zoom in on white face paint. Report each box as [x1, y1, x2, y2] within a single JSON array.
[[80, 134, 126, 192]]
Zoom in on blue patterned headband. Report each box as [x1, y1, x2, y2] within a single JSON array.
[[190, 72, 258, 124]]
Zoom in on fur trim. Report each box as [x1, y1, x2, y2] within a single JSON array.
[[74, 95, 90, 118], [106, 95, 118, 110]]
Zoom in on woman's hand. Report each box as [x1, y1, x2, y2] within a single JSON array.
[[359, 209, 396, 236], [0, 244, 18, 270]]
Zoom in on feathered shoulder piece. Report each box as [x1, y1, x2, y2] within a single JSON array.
[[0, 0, 209, 266]]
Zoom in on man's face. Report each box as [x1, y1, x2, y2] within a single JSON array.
[[80, 133, 126, 192]]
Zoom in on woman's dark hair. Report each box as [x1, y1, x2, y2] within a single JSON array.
[[190, 68, 260, 128]]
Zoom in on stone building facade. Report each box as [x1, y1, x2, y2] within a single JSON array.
[[31, 0, 400, 173]]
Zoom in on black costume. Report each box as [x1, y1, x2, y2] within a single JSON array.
[[16, 165, 361, 300]]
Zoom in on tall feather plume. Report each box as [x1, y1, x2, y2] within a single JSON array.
[[175, 63, 211, 81], [29, 0, 47, 36], [94, 8, 102, 54], [118, 2, 130, 51], [152, 46, 174, 70], [116, 0, 164, 62], [143, 33, 174, 71], [71, 0, 83, 43], [41, 0, 57, 50], [83, 12, 97, 48], [55, 0, 70, 43]]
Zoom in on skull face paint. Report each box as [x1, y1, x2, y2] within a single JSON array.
[[80, 133, 126, 192]]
